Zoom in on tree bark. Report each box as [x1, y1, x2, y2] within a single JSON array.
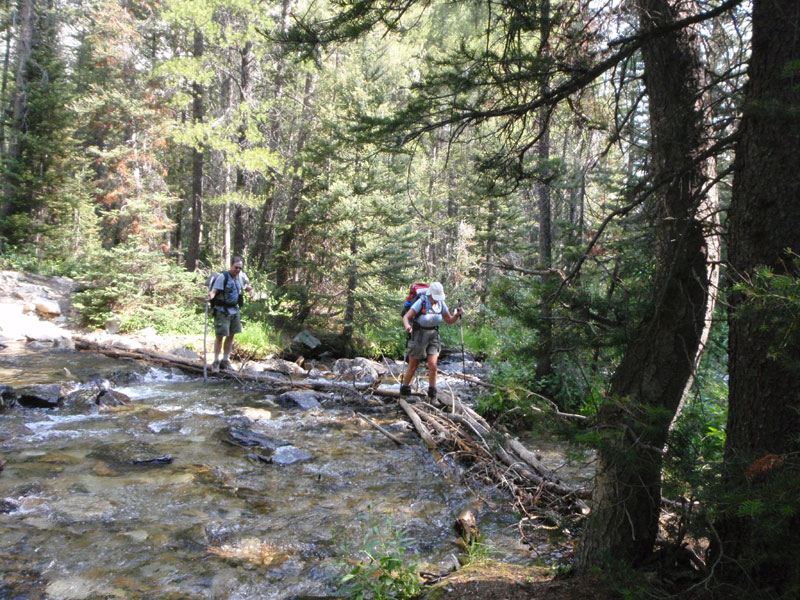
[[0, 0, 15, 159], [577, 0, 719, 569], [185, 30, 204, 272], [1, 0, 33, 223], [232, 39, 254, 260], [274, 71, 317, 290], [341, 225, 358, 342], [714, 0, 800, 591]]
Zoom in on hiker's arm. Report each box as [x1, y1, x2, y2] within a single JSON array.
[[206, 289, 217, 302], [444, 307, 463, 325], [403, 309, 417, 334]]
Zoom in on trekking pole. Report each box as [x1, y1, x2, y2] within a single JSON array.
[[458, 299, 466, 376], [203, 301, 209, 382]]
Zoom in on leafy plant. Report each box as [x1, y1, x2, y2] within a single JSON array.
[[233, 321, 282, 358], [336, 511, 422, 600]]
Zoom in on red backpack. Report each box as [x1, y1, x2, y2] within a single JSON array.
[[401, 282, 429, 317]]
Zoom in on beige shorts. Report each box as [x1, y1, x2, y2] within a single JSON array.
[[214, 310, 242, 337], [406, 327, 441, 360]]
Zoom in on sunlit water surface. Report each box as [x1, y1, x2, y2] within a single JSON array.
[[0, 343, 583, 599]]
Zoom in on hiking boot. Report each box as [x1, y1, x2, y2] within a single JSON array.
[[211, 360, 220, 373], [427, 387, 437, 400], [399, 384, 411, 396], [219, 359, 233, 371]]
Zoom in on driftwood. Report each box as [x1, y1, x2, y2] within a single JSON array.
[[356, 412, 405, 446], [398, 398, 436, 449]]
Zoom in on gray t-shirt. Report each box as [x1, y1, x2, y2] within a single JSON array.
[[410, 295, 448, 328], [212, 271, 250, 314]]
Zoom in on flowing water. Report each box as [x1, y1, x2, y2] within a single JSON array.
[[0, 343, 588, 599]]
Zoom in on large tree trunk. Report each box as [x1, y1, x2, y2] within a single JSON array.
[[274, 71, 316, 289], [534, 121, 554, 383], [253, 0, 295, 269], [185, 30, 204, 272], [714, 0, 800, 592], [0, 0, 15, 159], [341, 225, 358, 342], [232, 40, 254, 261], [1, 0, 34, 224], [577, 0, 719, 569]]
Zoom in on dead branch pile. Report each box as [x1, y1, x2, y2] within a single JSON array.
[[383, 388, 590, 525]]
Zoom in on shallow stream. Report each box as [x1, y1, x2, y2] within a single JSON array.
[[0, 343, 585, 599]]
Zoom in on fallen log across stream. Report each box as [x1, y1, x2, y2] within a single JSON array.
[[74, 336, 592, 528]]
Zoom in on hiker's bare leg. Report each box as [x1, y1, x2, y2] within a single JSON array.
[[427, 354, 438, 388], [223, 335, 234, 355], [214, 336, 224, 356], [403, 358, 420, 386]]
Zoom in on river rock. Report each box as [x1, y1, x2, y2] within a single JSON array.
[[0, 384, 16, 411], [62, 388, 102, 412], [147, 420, 182, 434], [35, 298, 61, 317], [293, 330, 321, 350], [106, 367, 147, 386], [333, 357, 387, 383], [86, 376, 113, 391], [225, 427, 281, 449], [240, 407, 272, 423], [88, 440, 172, 469], [276, 390, 320, 410], [271, 445, 312, 465], [105, 314, 121, 334], [96, 389, 131, 407], [267, 357, 306, 376], [16, 383, 70, 408], [170, 347, 201, 360]]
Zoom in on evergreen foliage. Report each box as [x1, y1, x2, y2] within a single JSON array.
[[1, 0, 798, 591]]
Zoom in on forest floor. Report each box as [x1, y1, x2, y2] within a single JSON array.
[[422, 561, 617, 600]]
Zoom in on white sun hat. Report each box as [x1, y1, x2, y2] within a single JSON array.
[[427, 281, 445, 301]]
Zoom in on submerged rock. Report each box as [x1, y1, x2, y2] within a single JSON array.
[[225, 427, 281, 449], [277, 390, 320, 410], [89, 440, 173, 469], [271, 445, 312, 465], [131, 455, 173, 466]]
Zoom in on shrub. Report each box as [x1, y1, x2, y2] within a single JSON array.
[[336, 511, 422, 600]]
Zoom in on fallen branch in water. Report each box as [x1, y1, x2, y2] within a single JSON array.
[[356, 411, 405, 446]]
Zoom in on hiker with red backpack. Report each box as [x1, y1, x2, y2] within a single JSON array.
[[400, 281, 464, 399]]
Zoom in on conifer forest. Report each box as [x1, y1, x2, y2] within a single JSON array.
[[1, 0, 799, 597]]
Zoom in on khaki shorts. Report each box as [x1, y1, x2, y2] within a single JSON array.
[[406, 327, 441, 360], [214, 310, 242, 337]]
